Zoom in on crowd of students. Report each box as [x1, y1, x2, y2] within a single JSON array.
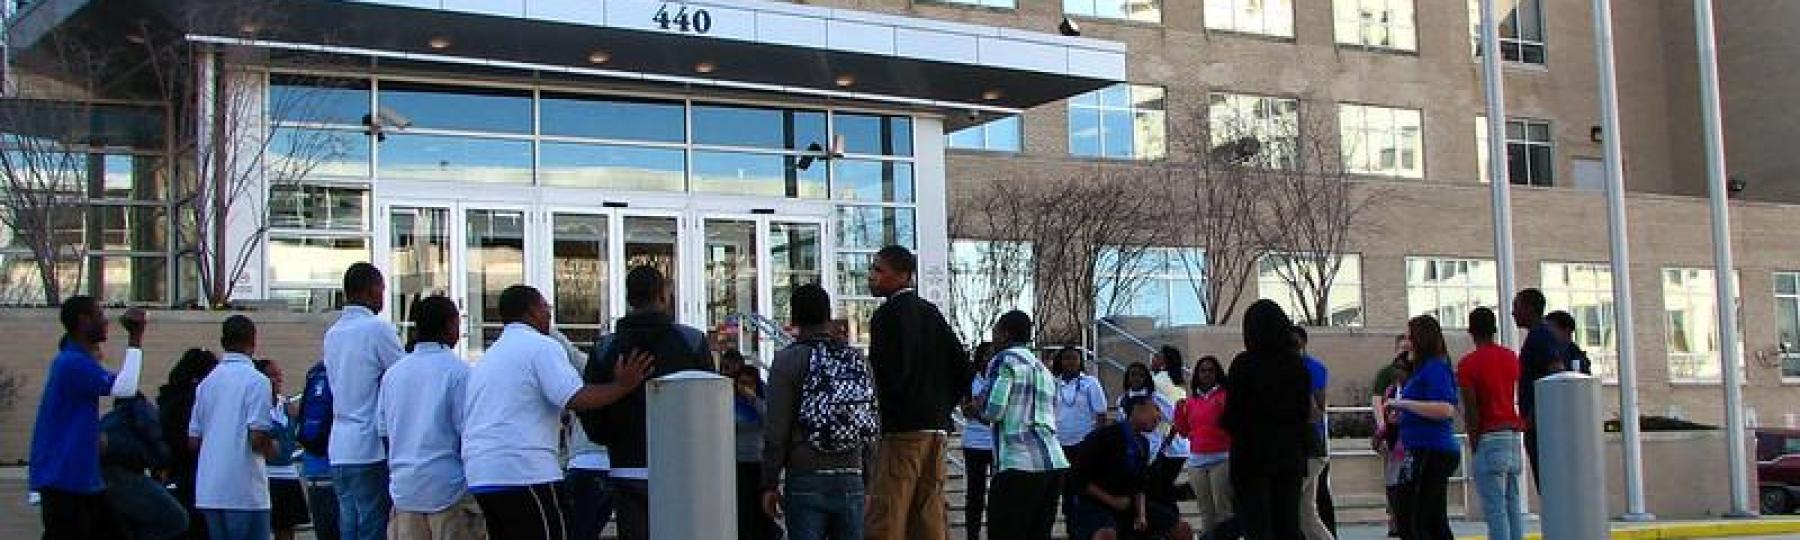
[[27, 240, 1584, 540]]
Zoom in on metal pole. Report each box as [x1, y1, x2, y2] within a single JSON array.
[[1590, 0, 1653, 521], [648, 371, 738, 539], [1480, 0, 1519, 349], [1692, 0, 1755, 518], [1537, 373, 1610, 538]]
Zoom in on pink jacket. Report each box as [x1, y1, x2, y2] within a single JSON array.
[[1172, 387, 1231, 454]]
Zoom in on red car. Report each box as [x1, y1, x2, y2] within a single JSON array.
[[1758, 429, 1800, 514]]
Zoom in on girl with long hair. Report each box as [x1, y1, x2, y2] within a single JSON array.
[[1387, 316, 1461, 540], [1173, 355, 1233, 537]]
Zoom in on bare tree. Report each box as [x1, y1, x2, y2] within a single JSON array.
[[127, 6, 348, 307], [0, 25, 139, 304], [1250, 98, 1385, 327], [955, 164, 1168, 344], [944, 225, 1035, 346]]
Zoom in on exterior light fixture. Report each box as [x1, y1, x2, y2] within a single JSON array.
[[981, 89, 1003, 101], [695, 61, 717, 74], [427, 36, 451, 50], [587, 51, 612, 64], [834, 74, 856, 87]]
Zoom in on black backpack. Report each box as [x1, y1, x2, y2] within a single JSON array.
[[795, 339, 879, 454]]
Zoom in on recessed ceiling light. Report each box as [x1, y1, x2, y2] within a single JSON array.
[[238, 22, 262, 35], [587, 51, 612, 64], [834, 75, 856, 87], [695, 61, 717, 74], [981, 89, 1004, 101], [427, 36, 451, 50], [124, 33, 147, 44]]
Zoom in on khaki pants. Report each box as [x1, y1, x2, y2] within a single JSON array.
[[1188, 461, 1234, 536], [865, 431, 948, 540], [1301, 457, 1335, 540], [388, 496, 486, 540]]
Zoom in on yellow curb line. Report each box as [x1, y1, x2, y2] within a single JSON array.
[[1455, 519, 1800, 540]]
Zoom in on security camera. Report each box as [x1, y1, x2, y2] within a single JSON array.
[[1728, 175, 1747, 194], [377, 107, 413, 131], [1059, 16, 1081, 37], [965, 109, 981, 121]]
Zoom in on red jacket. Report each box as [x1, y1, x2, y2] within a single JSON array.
[[1173, 387, 1231, 454]]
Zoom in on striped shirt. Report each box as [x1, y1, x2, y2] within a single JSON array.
[[980, 345, 1068, 472]]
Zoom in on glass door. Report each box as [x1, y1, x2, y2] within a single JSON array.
[[381, 201, 535, 359], [550, 212, 611, 348], [696, 215, 827, 367]]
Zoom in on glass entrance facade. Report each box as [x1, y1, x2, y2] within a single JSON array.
[[264, 72, 922, 359]]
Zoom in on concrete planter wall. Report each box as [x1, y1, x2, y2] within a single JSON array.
[[0, 308, 336, 462]]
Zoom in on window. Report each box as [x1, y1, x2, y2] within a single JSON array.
[[1663, 267, 1742, 383], [1335, 0, 1416, 51], [1776, 272, 1800, 380], [1066, 0, 1161, 23], [1069, 84, 1166, 160], [948, 116, 1022, 153], [1208, 93, 1299, 169], [950, 240, 1036, 342], [0, 152, 173, 306], [1095, 246, 1206, 328], [1469, 0, 1546, 64], [1258, 253, 1364, 327], [1206, 0, 1294, 37], [1542, 262, 1620, 381], [1339, 104, 1423, 178], [1406, 257, 1498, 328], [936, 0, 1014, 7], [1478, 117, 1554, 186]]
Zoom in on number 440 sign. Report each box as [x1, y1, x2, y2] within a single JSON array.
[[651, 3, 713, 34]]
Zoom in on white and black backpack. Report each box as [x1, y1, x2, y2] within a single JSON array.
[[796, 339, 880, 454]]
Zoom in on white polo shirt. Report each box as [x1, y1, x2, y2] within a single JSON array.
[[378, 342, 471, 512], [1054, 374, 1108, 447], [189, 353, 273, 510], [323, 305, 404, 465], [462, 323, 585, 488]]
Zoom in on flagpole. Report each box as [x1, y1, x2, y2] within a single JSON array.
[[1692, 0, 1754, 518], [1479, 1, 1517, 348], [1590, 0, 1651, 520]]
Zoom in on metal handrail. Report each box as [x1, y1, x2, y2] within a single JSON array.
[[1094, 316, 1158, 354], [735, 312, 794, 348]]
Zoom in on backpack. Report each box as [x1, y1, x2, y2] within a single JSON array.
[[795, 339, 880, 454], [296, 362, 333, 456]]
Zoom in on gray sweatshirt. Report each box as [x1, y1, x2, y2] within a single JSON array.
[[760, 332, 876, 490]]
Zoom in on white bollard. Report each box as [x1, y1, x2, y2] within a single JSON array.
[[648, 371, 736, 540], [1535, 372, 1609, 539]]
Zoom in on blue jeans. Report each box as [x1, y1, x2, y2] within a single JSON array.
[[782, 472, 864, 540], [102, 467, 187, 540], [1472, 432, 1526, 540], [332, 463, 392, 540], [202, 509, 271, 540]]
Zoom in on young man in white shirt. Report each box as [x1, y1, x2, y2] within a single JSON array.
[[324, 263, 405, 540], [189, 315, 277, 540], [379, 295, 484, 540], [462, 285, 652, 539]]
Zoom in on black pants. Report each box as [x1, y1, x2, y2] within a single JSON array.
[[472, 482, 568, 540], [736, 462, 780, 540], [608, 477, 651, 540], [40, 488, 120, 540], [563, 468, 613, 540], [1524, 428, 1542, 492], [1230, 467, 1303, 540], [1396, 449, 1460, 540], [987, 469, 1063, 540], [1148, 456, 1185, 504], [962, 448, 994, 540], [1317, 462, 1337, 535]]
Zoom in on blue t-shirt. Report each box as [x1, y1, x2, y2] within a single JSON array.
[[1303, 355, 1330, 444], [30, 341, 117, 493], [1399, 357, 1459, 452], [300, 452, 332, 479]]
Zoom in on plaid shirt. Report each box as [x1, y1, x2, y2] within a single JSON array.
[[980, 345, 1069, 472]]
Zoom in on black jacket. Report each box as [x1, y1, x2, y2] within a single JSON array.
[[867, 291, 969, 433], [1221, 302, 1314, 479], [580, 311, 713, 471], [1070, 423, 1151, 501]]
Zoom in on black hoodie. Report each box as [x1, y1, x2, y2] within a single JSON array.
[[1221, 300, 1314, 479], [579, 311, 713, 472]]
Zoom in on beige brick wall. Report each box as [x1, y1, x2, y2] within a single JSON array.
[[0, 309, 334, 462]]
